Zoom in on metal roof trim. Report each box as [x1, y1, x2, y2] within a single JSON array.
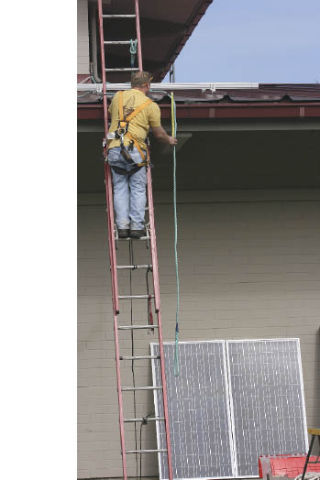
[[77, 82, 320, 105], [77, 81, 260, 93]]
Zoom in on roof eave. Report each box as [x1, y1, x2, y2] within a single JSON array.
[[78, 101, 320, 121]]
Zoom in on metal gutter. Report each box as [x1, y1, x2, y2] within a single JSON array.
[[160, 102, 320, 119], [78, 101, 320, 121]]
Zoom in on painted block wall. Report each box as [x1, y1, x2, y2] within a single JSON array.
[[77, 0, 89, 75], [78, 189, 320, 479]]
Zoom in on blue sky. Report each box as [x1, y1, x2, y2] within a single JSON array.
[[165, 0, 320, 83]]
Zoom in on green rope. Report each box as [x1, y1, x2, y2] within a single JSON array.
[[129, 39, 138, 67], [171, 92, 180, 377]]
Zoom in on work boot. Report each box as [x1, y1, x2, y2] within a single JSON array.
[[118, 229, 130, 238], [130, 229, 146, 239]]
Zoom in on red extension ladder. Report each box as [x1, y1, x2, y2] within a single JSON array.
[[97, 1, 173, 478]]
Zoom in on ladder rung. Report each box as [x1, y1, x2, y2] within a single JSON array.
[[122, 386, 162, 391], [103, 14, 136, 18], [106, 68, 139, 72], [118, 325, 158, 330], [126, 449, 167, 454], [124, 417, 164, 423], [104, 40, 133, 45], [117, 235, 149, 241], [116, 264, 152, 270], [120, 355, 160, 360], [119, 294, 154, 300]]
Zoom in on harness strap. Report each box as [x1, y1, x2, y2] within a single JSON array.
[[118, 90, 124, 122], [114, 91, 152, 167], [111, 164, 141, 178], [116, 90, 152, 165], [126, 132, 149, 165], [125, 98, 153, 121], [118, 91, 152, 123]]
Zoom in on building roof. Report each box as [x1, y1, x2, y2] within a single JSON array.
[[77, 83, 320, 120], [155, 84, 320, 103]]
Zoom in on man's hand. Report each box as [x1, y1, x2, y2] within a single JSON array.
[[168, 136, 178, 146], [152, 126, 178, 146]]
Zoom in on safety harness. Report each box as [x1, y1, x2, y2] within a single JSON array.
[[109, 90, 152, 176]]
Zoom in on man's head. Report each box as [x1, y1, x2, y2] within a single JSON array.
[[131, 71, 153, 94]]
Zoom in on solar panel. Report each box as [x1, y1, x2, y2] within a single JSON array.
[[151, 339, 308, 480], [151, 341, 235, 480], [226, 339, 308, 477]]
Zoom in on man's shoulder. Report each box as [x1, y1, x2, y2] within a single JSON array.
[[110, 90, 120, 103], [147, 100, 160, 113]]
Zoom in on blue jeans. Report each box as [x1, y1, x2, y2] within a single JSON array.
[[107, 147, 147, 230]]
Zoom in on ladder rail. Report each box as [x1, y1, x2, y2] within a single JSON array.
[[147, 165, 174, 478], [98, 0, 120, 315], [98, 0, 125, 476], [134, 0, 143, 71], [146, 166, 161, 312], [105, 163, 120, 314], [155, 310, 174, 479], [97, 0, 108, 135], [113, 314, 128, 478], [97, 2, 174, 479]]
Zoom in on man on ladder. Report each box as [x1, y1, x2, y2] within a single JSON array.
[[107, 71, 177, 238]]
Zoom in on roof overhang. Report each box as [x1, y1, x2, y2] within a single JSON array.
[[77, 82, 320, 193], [91, 0, 214, 82], [77, 83, 320, 121], [78, 101, 320, 121]]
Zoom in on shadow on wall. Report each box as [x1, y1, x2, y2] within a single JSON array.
[[150, 130, 320, 192], [77, 129, 320, 194]]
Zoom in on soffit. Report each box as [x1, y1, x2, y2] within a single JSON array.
[[95, 0, 213, 82]]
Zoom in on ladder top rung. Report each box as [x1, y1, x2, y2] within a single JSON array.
[[118, 325, 158, 330], [120, 355, 160, 360], [116, 264, 152, 270], [124, 417, 164, 423], [104, 40, 133, 45], [119, 294, 154, 300], [106, 68, 139, 72], [126, 449, 167, 454], [122, 386, 162, 391], [103, 14, 136, 18]]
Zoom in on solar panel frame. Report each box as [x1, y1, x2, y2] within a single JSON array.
[[151, 340, 236, 480], [225, 338, 309, 478], [151, 338, 308, 480]]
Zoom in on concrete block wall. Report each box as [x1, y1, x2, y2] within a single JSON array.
[[78, 189, 320, 479], [77, 0, 89, 75]]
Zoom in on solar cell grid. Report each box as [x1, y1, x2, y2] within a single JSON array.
[[227, 339, 308, 477], [151, 339, 308, 480], [151, 341, 235, 480]]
